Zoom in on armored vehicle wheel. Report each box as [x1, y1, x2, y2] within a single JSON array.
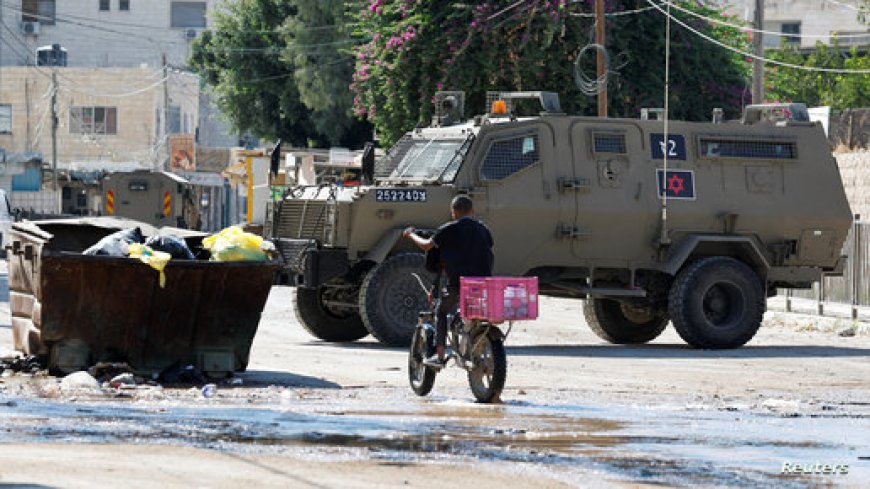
[[583, 298, 669, 344], [669, 256, 764, 349], [294, 286, 368, 342], [359, 253, 433, 346]]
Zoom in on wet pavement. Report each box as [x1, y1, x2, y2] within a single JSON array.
[[1, 262, 869, 487], [0, 381, 866, 488]]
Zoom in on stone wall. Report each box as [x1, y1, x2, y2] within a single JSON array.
[[835, 150, 870, 220]]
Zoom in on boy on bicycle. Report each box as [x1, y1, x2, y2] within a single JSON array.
[[403, 195, 494, 367]]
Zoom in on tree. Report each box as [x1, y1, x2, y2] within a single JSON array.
[[190, 0, 370, 147], [284, 0, 372, 147], [764, 41, 870, 110], [350, 0, 751, 146]]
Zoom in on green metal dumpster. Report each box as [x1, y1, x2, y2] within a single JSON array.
[[7, 217, 277, 377]]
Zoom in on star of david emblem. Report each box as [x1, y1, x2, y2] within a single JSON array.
[[667, 173, 685, 195]]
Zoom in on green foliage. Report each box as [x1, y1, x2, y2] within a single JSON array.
[[285, 0, 372, 147], [190, 0, 370, 147], [351, 0, 751, 146], [764, 41, 870, 110]]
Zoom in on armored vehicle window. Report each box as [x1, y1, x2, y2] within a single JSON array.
[[699, 138, 796, 160], [592, 133, 626, 154], [129, 181, 148, 191], [481, 135, 539, 180], [376, 134, 471, 182]]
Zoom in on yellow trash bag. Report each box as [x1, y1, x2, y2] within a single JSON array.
[[201, 226, 267, 262], [128, 243, 171, 288]]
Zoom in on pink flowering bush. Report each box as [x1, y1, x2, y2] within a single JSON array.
[[351, 0, 749, 146]]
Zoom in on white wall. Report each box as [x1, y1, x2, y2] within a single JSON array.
[[714, 0, 867, 49], [0, 0, 226, 68]]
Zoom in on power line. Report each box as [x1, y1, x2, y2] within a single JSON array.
[[661, 0, 870, 40], [0, 1, 167, 46], [645, 0, 870, 74], [825, 0, 861, 12], [568, 4, 660, 17], [60, 76, 169, 98]]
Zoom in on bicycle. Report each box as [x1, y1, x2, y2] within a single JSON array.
[[407, 275, 537, 403]]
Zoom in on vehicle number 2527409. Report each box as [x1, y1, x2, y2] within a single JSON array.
[[375, 189, 428, 202]]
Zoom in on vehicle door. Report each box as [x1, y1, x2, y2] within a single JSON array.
[[567, 122, 656, 262], [462, 122, 568, 275]]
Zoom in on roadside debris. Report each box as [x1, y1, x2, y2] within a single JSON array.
[[201, 383, 217, 398], [60, 371, 101, 392], [0, 355, 43, 375], [108, 373, 137, 389], [160, 363, 208, 385], [88, 362, 134, 381], [838, 325, 857, 337]]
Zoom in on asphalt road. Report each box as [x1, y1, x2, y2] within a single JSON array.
[[0, 267, 868, 488]]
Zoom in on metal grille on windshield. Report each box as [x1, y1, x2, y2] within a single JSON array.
[[374, 134, 472, 182]]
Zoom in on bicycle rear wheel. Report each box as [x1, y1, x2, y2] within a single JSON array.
[[467, 333, 506, 403]]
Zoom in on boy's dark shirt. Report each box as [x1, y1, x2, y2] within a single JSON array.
[[432, 216, 494, 288]]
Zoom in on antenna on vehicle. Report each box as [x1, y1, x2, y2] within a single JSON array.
[[658, 1, 672, 247]]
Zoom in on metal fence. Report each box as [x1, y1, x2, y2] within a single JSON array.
[[780, 219, 869, 319]]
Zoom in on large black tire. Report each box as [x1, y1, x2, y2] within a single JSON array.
[[294, 287, 368, 342], [359, 253, 433, 346], [583, 298, 669, 344], [408, 328, 436, 396], [467, 334, 506, 403], [669, 256, 765, 349]]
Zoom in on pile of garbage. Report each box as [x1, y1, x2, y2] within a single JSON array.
[[82, 225, 276, 287], [0, 355, 43, 375]]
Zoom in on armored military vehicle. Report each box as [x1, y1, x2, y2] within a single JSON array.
[[270, 91, 852, 349]]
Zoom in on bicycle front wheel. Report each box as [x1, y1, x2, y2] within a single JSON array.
[[408, 327, 436, 396]]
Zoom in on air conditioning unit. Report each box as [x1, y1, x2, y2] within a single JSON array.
[[184, 29, 198, 40], [20, 21, 40, 36]]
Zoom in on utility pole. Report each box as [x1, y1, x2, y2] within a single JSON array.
[[162, 52, 170, 171], [751, 0, 765, 104], [594, 0, 607, 117], [51, 68, 58, 194]]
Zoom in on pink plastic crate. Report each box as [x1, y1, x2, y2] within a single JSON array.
[[460, 276, 539, 322]]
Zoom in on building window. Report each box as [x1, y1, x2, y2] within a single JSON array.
[[70, 107, 118, 135], [171, 2, 207, 28], [119, 0, 130, 11], [22, 0, 55, 25], [99, 0, 109, 11], [481, 134, 539, 180], [168, 105, 182, 134], [782, 22, 801, 46], [0, 105, 11, 134]]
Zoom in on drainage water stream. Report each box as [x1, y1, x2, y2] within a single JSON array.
[[0, 389, 865, 488]]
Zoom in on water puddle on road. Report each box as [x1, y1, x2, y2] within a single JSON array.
[[0, 391, 865, 488]]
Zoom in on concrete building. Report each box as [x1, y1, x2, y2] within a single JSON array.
[[0, 0, 225, 68], [716, 0, 868, 50], [0, 66, 199, 171], [0, 0, 238, 159]]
